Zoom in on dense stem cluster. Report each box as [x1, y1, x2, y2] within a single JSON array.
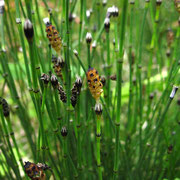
[[0, 1, 180, 180]]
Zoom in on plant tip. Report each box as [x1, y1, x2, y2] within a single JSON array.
[[75, 76, 82, 88], [61, 126, 68, 137], [86, 10, 91, 18], [92, 41, 97, 48], [104, 17, 110, 32], [73, 49, 78, 56], [101, 75, 106, 86], [95, 103, 103, 115], [43, 17, 50, 25], [24, 19, 34, 42], [50, 74, 58, 88], [170, 86, 178, 99], [41, 73, 50, 85], [149, 92, 154, 100], [156, 0, 162, 6], [86, 32, 92, 44], [69, 13, 76, 22], [0, 0, 5, 14], [102, 0, 107, 6]]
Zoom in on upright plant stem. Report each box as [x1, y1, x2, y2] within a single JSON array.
[[0, 109, 22, 179], [113, 1, 128, 178], [106, 31, 111, 139], [65, 0, 71, 127], [96, 114, 102, 180], [76, 96, 82, 170], [127, 1, 135, 132], [78, 0, 83, 55], [137, 1, 149, 162]]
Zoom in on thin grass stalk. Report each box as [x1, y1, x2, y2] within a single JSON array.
[[0, 109, 21, 179], [0, 158, 13, 180], [45, 134, 62, 179], [0, 142, 19, 180], [106, 31, 110, 107], [127, 1, 135, 132], [73, 50, 86, 74], [54, 89, 61, 120], [145, 22, 180, 137], [147, 1, 161, 102], [91, 23, 104, 62], [167, 25, 180, 84], [65, 1, 78, 177], [24, 0, 32, 21], [29, 40, 46, 161], [87, 43, 91, 67], [4, 7, 22, 94], [144, 89, 178, 172], [96, 113, 102, 180], [19, 0, 26, 18], [137, 1, 149, 164], [34, 0, 45, 40], [113, 0, 128, 178], [138, 86, 179, 169], [76, 96, 82, 171], [14, 0, 32, 87], [0, 13, 5, 51], [105, 30, 112, 140], [6, 116, 29, 179], [78, 0, 83, 55], [65, 0, 71, 127], [1, 8, 36, 159]]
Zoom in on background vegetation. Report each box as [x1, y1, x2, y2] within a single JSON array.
[[0, 0, 180, 179]]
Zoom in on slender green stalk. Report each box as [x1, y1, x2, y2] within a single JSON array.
[[127, 1, 135, 132], [137, 0, 149, 160], [114, 1, 128, 178], [6, 116, 29, 179], [65, 0, 71, 127], [87, 43, 91, 67], [78, 0, 84, 55], [96, 114, 102, 180], [106, 31, 110, 108], [0, 109, 22, 179], [76, 95, 82, 170], [73, 51, 86, 74]]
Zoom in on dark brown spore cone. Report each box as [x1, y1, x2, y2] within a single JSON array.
[[0, 98, 10, 117], [86, 33, 92, 44], [75, 77, 82, 95], [40, 73, 50, 85], [61, 126, 68, 137], [110, 74, 116, 81], [50, 74, 59, 88], [156, 0, 162, 6], [71, 77, 82, 107], [149, 92, 154, 100], [104, 18, 110, 32], [101, 76, 106, 86], [24, 19, 34, 43], [58, 85, 67, 103]]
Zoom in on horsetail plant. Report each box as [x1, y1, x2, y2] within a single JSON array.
[[95, 103, 103, 180], [1, 0, 180, 179]]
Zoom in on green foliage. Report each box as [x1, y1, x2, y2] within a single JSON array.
[[0, 0, 180, 179]]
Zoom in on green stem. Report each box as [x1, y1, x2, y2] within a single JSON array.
[[96, 115, 102, 180], [114, 0, 128, 177], [137, 1, 149, 160]]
